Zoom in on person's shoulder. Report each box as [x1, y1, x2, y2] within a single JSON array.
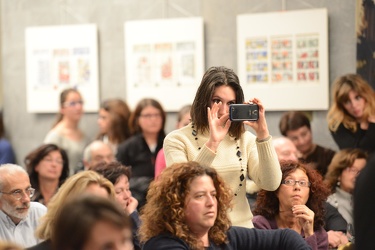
[[118, 134, 141, 148], [164, 125, 194, 142], [26, 239, 52, 250], [252, 215, 273, 229], [44, 129, 62, 143], [0, 138, 12, 147], [143, 234, 189, 250], [29, 202, 47, 215], [315, 144, 336, 155]]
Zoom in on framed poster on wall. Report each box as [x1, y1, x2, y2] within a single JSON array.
[[237, 8, 329, 111], [25, 24, 99, 113], [124, 17, 204, 111]]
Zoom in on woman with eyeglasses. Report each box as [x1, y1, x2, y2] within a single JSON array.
[[116, 98, 166, 210], [44, 88, 89, 175], [324, 148, 367, 225], [25, 144, 69, 206], [253, 161, 330, 250]]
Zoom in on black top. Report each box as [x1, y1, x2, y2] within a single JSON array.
[[331, 122, 375, 155], [143, 227, 312, 250], [354, 154, 375, 250], [324, 202, 347, 233], [299, 145, 336, 177], [116, 132, 164, 209]]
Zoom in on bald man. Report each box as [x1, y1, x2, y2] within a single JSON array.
[[82, 141, 115, 170], [272, 136, 299, 162]]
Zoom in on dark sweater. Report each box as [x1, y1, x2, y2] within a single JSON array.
[[299, 145, 336, 176], [331, 122, 375, 155], [143, 226, 311, 250], [116, 132, 164, 209]]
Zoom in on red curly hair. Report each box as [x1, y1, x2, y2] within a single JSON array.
[[254, 161, 330, 230]]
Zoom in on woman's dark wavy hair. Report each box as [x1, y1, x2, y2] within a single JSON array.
[[139, 161, 233, 249], [92, 161, 132, 185], [191, 66, 245, 139], [25, 144, 69, 190], [254, 161, 330, 229]]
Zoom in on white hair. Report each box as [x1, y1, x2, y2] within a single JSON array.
[[0, 164, 27, 193]]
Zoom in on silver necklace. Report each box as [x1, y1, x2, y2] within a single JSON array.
[[191, 123, 245, 196]]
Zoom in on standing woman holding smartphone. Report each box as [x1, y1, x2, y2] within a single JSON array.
[[163, 66, 281, 228]]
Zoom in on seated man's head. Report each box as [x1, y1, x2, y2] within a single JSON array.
[[83, 141, 115, 170], [273, 136, 298, 163], [0, 164, 35, 224], [279, 111, 314, 156]]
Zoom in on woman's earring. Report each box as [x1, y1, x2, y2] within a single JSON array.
[[337, 177, 341, 187]]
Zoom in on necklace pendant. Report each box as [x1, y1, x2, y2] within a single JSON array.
[[239, 174, 245, 182], [192, 130, 197, 136], [236, 150, 241, 157]]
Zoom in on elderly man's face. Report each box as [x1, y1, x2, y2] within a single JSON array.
[[0, 173, 31, 224], [89, 145, 115, 169]]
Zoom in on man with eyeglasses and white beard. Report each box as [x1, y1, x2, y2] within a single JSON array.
[[0, 164, 46, 247]]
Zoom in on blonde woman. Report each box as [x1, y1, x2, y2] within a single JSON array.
[[29, 171, 114, 249], [327, 74, 375, 154]]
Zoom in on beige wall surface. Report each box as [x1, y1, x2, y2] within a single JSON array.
[[1, 0, 356, 165]]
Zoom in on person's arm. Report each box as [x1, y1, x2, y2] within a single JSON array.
[[154, 149, 166, 178], [0, 140, 15, 164], [252, 215, 273, 229], [246, 134, 282, 191], [228, 227, 311, 250], [304, 226, 328, 250], [130, 210, 141, 250], [142, 235, 189, 250]]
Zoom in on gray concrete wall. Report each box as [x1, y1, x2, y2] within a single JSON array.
[[1, 0, 356, 165]]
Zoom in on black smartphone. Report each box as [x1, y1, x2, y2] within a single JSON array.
[[229, 104, 259, 121]]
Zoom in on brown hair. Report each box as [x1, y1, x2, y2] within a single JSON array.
[[139, 161, 233, 249], [279, 111, 311, 136], [52, 195, 131, 250], [327, 74, 375, 132], [191, 66, 245, 139], [324, 148, 367, 192], [92, 161, 132, 185], [129, 98, 166, 135], [97, 99, 132, 145], [254, 161, 330, 230], [25, 144, 69, 191], [52, 88, 82, 128]]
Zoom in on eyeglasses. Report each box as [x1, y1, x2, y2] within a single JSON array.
[[139, 113, 161, 119], [63, 100, 84, 107], [281, 179, 311, 187], [345, 167, 361, 176], [0, 188, 35, 200], [43, 157, 64, 165]]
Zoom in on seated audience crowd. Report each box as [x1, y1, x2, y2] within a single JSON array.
[[1, 69, 373, 249]]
